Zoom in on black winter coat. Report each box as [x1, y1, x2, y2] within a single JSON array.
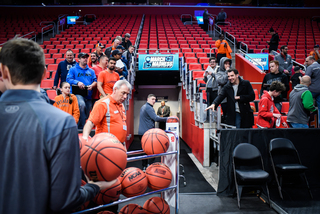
[[213, 77, 255, 128]]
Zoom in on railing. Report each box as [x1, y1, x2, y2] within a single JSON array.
[[209, 48, 218, 57], [216, 21, 231, 26], [239, 41, 248, 53], [41, 24, 54, 44], [0, 31, 37, 46], [213, 23, 222, 37], [57, 14, 68, 34], [225, 31, 236, 54], [238, 49, 265, 72]]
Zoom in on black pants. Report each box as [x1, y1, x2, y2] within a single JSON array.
[[139, 135, 155, 168], [203, 19, 209, 32], [217, 53, 227, 65], [159, 122, 166, 130], [207, 89, 218, 106]]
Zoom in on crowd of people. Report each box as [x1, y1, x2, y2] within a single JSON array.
[[204, 51, 320, 129]]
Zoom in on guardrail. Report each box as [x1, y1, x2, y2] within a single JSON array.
[[239, 41, 248, 53], [0, 32, 37, 46], [272, 50, 306, 72], [57, 14, 68, 34], [225, 31, 236, 54], [41, 24, 54, 44], [209, 48, 218, 57]]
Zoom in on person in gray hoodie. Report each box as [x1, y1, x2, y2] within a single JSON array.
[[216, 57, 232, 118], [287, 76, 317, 128]]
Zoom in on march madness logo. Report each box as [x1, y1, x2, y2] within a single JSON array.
[[143, 56, 174, 69]]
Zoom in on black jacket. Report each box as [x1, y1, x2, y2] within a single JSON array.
[[121, 38, 132, 50], [104, 46, 113, 57], [213, 77, 255, 128], [269, 33, 279, 52], [260, 72, 289, 102]]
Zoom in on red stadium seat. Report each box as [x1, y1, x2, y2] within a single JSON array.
[[40, 79, 54, 89], [46, 90, 57, 100], [45, 58, 55, 65], [281, 102, 289, 114], [185, 58, 198, 63], [189, 63, 202, 70], [47, 64, 58, 71]]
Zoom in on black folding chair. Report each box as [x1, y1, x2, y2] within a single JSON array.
[[269, 138, 313, 199], [233, 143, 270, 209]]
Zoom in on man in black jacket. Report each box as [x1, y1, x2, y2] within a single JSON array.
[[205, 69, 255, 128], [260, 60, 289, 111], [267, 27, 279, 53], [0, 38, 115, 214]]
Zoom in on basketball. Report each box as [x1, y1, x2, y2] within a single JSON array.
[[120, 167, 148, 197], [141, 128, 169, 155], [80, 133, 127, 181], [166, 116, 179, 123], [93, 178, 121, 205], [143, 197, 170, 214], [119, 204, 147, 214], [145, 162, 172, 190]]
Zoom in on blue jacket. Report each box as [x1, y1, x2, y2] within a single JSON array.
[[117, 58, 128, 80], [66, 63, 97, 99], [138, 103, 167, 135], [54, 59, 76, 88], [0, 90, 99, 214]]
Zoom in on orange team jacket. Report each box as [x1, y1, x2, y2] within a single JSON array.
[[215, 39, 232, 58], [98, 70, 120, 96], [89, 95, 127, 142], [310, 51, 319, 61], [53, 94, 80, 123]]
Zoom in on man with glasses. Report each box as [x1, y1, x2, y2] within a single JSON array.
[[275, 45, 293, 79], [67, 52, 97, 129], [203, 57, 220, 107]]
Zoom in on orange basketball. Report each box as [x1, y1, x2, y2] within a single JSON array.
[[94, 178, 121, 205], [141, 128, 169, 155], [120, 167, 148, 197], [80, 133, 127, 181], [143, 197, 170, 214], [119, 204, 147, 214], [166, 116, 179, 123], [145, 162, 172, 190]]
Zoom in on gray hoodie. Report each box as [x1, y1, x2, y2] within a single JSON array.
[[216, 57, 232, 103], [203, 65, 220, 91]]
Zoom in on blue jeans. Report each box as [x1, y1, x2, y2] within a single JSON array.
[[76, 95, 92, 129], [235, 112, 241, 128], [311, 92, 320, 124], [291, 123, 309, 128]]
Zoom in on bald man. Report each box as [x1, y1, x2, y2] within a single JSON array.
[[287, 75, 317, 128]]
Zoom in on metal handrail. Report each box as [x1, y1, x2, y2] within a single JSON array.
[[41, 24, 54, 44], [213, 24, 222, 37], [271, 50, 306, 72], [239, 41, 248, 53], [181, 14, 192, 22], [225, 31, 236, 54], [40, 21, 55, 38], [20, 31, 37, 40], [238, 50, 265, 72], [216, 21, 231, 26], [184, 21, 198, 25], [209, 48, 218, 57], [57, 14, 68, 34]]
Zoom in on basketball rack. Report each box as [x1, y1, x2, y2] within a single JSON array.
[[73, 131, 180, 214]]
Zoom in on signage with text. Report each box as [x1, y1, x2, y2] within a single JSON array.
[[245, 53, 269, 70], [138, 54, 179, 71]]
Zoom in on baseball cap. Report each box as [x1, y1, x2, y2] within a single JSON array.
[[78, 52, 89, 58], [111, 49, 121, 56], [116, 45, 125, 50], [96, 43, 105, 48], [314, 44, 319, 48], [125, 33, 131, 38], [294, 66, 300, 72]]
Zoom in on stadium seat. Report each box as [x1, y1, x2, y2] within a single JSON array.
[[46, 90, 57, 100], [40, 79, 54, 89], [47, 64, 58, 71]]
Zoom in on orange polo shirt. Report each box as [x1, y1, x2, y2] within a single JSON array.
[[98, 70, 120, 96], [53, 94, 80, 123], [89, 95, 127, 142]]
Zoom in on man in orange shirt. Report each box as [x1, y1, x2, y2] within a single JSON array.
[[92, 55, 109, 102], [97, 57, 120, 98], [215, 34, 232, 65], [82, 80, 131, 145], [310, 44, 320, 61]]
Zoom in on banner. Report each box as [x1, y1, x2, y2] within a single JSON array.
[[138, 54, 179, 71], [245, 53, 269, 71]]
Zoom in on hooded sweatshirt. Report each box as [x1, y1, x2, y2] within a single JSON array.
[[287, 84, 317, 125], [66, 63, 97, 100], [256, 91, 280, 128], [215, 57, 232, 103], [203, 65, 220, 91]]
